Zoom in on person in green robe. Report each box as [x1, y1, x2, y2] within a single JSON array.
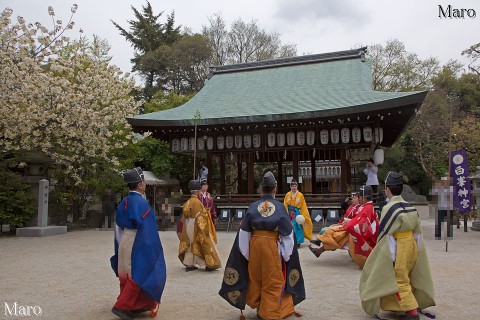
[[359, 172, 435, 320]]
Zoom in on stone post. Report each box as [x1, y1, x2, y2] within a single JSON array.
[[38, 179, 49, 227], [16, 179, 67, 237]]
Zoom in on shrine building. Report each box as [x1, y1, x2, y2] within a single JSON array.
[[127, 48, 427, 210]]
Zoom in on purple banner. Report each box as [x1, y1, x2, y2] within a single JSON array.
[[450, 150, 473, 212]]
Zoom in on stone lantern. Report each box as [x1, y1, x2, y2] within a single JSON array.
[[469, 166, 480, 231]]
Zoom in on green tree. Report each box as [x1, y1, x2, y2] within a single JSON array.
[[137, 33, 212, 95], [112, 1, 182, 100], [202, 13, 297, 65], [0, 163, 36, 233], [368, 39, 440, 91], [462, 42, 480, 75], [144, 91, 193, 113]]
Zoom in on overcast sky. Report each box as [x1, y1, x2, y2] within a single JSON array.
[[3, 0, 479, 78]]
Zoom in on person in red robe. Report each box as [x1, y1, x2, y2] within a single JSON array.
[[309, 185, 379, 269], [200, 179, 217, 228]]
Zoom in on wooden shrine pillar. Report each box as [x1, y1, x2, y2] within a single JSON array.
[[277, 160, 283, 194], [237, 159, 243, 194], [293, 151, 299, 186], [247, 153, 254, 194], [340, 148, 349, 193], [206, 153, 213, 193], [219, 155, 226, 194], [311, 158, 317, 194]]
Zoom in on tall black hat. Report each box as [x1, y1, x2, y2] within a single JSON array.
[[358, 185, 373, 197], [385, 171, 404, 186], [261, 171, 277, 187], [290, 179, 298, 186], [123, 167, 144, 184], [188, 179, 201, 191]]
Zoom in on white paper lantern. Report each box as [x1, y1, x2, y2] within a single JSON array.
[[267, 132, 276, 147], [180, 137, 188, 151], [226, 136, 234, 149], [306, 130, 315, 145], [171, 139, 180, 153], [363, 127, 373, 142], [253, 134, 261, 148], [277, 132, 285, 147], [341, 128, 350, 144], [234, 134, 242, 148], [189, 137, 195, 151], [297, 131, 305, 146], [320, 129, 329, 144], [287, 132, 295, 146], [331, 129, 340, 144], [217, 136, 225, 150], [373, 148, 384, 165], [374, 127, 384, 144], [243, 135, 252, 148], [206, 137, 214, 150], [352, 127, 361, 143], [197, 137, 205, 150]]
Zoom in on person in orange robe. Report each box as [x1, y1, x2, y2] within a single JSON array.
[[309, 185, 379, 269]]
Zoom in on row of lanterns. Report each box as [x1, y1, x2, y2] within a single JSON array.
[[171, 127, 383, 152]]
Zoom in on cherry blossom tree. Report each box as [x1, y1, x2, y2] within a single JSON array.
[[1, 6, 144, 219]]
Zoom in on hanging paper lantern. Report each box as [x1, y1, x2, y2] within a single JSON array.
[[253, 134, 261, 148], [352, 127, 361, 143], [234, 134, 242, 148], [171, 139, 180, 153], [341, 128, 350, 144], [374, 127, 384, 144], [373, 148, 384, 165], [197, 137, 205, 150], [320, 129, 329, 144], [267, 132, 276, 147], [206, 137, 214, 150], [297, 131, 305, 146], [287, 132, 295, 146], [243, 134, 252, 148], [180, 137, 188, 151], [331, 129, 340, 144], [189, 137, 195, 151], [217, 136, 225, 150], [226, 136, 234, 149], [277, 132, 285, 147], [363, 127, 373, 142], [306, 130, 315, 145]]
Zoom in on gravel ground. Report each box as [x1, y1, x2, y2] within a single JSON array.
[[1, 219, 479, 320]]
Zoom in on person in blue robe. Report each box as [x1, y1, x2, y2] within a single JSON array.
[[110, 167, 167, 320]]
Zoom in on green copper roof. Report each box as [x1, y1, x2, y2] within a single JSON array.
[[129, 48, 426, 128]]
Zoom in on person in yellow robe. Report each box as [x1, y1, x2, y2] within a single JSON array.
[[360, 172, 435, 320], [283, 179, 313, 247], [178, 180, 221, 272]]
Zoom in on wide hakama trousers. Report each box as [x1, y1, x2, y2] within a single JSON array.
[[246, 230, 294, 320], [380, 230, 419, 312], [114, 229, 157, 312]]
